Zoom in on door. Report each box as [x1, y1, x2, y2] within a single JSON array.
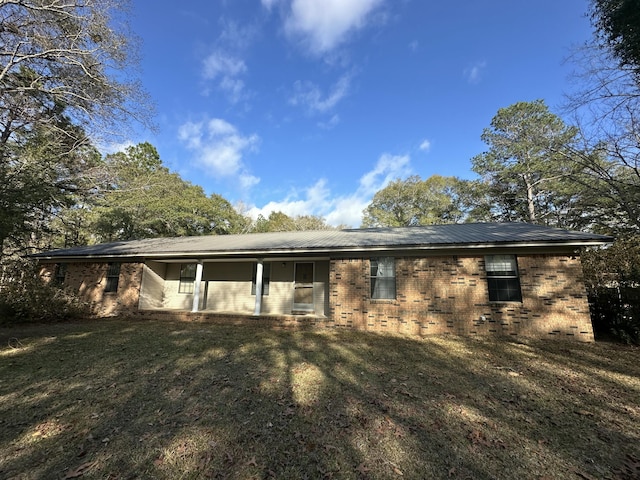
[[293, 262, 314, 312]]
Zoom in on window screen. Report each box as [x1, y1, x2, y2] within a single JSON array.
[[485, 255, 522, 302], [104, 263, 121, 293], [179, 264, 197, 294], [370, 257, 396, 299]]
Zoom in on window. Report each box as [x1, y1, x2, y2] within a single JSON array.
[[54, 263, 67, 284], [370, 257, 396, 299], [178, 264, 197, 294], [104, 262, 121, 293], [251, 262, 270, 296], [485, 255, 522, 302]]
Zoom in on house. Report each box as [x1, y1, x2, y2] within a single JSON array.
[[35, 222, 611, 341]]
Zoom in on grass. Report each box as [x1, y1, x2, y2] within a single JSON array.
[[0, 319, 639, 480]]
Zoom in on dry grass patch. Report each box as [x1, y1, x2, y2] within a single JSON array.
[[0, 319, 639, 479]]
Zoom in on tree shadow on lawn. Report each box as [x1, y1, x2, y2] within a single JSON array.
[[0, 319, 639, 479]]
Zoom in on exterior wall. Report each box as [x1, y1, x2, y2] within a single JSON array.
[[260, 261, 292, 315], [329, 254, 594, 341], [314, 261, 330, 317], [202, 261, 254, 313], [162, 263, 195, 310], [150, 260, 329, 316], [41, 261, 143, 316], [161, 262, 261, 313], [139, 261, 166, 309], [40, 253, 594, 341]]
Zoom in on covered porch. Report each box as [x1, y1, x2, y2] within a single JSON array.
[[138, 257, 330, 317]]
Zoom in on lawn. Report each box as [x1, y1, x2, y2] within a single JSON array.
[[0, 320, 639, 480]]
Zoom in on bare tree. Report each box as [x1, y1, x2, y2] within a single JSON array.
[[0, 0, 152, 141], [0, 0, 152, 257], [565, 45, 640, 233]]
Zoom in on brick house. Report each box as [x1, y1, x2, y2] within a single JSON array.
[[35, 223, 611, 341]]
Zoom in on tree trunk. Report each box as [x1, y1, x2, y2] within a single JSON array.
[[523, 173, 537, 222]]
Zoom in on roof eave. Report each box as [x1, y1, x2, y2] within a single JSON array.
[[33, 239, 610, 262]]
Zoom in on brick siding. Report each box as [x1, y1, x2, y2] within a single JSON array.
[[329, 254, 594, 341], [40, 253, 594, 341], [40, 262, 144, 316]]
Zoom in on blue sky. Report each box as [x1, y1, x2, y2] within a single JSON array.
[[125, 0, 594, 227]]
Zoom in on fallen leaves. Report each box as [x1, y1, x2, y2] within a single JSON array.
[[467, 428, 506, 451], [2, 321, 639, 480], [613, 454, 640, 479], [575, 409, 596, 417], [356, 462, 370, 475], [31, 420, 69, 439], [64, 461, 97, 479]]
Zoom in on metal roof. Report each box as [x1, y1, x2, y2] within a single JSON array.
[[33, 223, 612, 260]]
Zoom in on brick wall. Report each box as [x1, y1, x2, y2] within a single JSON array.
[[39, 253, 594, 341], [40, 262, 144, 316], [329, 254, 594, 341]]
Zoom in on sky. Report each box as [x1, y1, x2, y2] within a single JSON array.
[[125, 0, 595, 227]]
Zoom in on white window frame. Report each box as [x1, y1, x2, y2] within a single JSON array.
[[370, 257, 396, 300]]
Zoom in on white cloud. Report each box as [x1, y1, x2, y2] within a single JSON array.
[[201, 19, 258, 104], [267, 0, 386, 54], [464, 61, 487, 84], [240, 173, 261, 189], [220, 77, 247, 103], [178, 117, 260, 186], [289, 73, 352, 113], [201, 51, 249, 103], [247, 152, 411, 227], [202, 51, 246, 80], [327, 153, 411, 225], [318, 114, 340, 129], [261, 0, 281, 10], [419, 139, 431, 152], [99, 139, 135, 155], [247, 179, 331, 219], [207, 118, 238, 136], [218, 20, 258, 50], [359, 153, 410, 193]]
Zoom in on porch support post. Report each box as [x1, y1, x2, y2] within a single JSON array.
[[191, 261, 204, 313], [253, 259, 264, 316]]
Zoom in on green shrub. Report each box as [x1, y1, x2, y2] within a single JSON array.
[[0, 260, 89, 324]]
